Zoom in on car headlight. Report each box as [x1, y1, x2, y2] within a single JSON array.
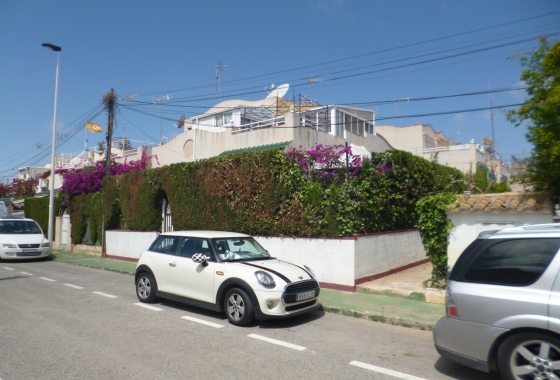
[[304, 265, 316, 279], [2, 243, 17, 249], [42, 242, 51, 247], [254, 271, 276, 289]]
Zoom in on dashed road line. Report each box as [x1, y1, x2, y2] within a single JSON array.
[[39, 277, 56, 282], [63, 283, 84, 289], [134, 303, 163, 311], [248, 334, 306, 351], [92, 291, 117, 299], [181, 316, 224, 328], [19, 272, 33, 275], [2, 267, 14, 271], [349, 361, 429, 380]]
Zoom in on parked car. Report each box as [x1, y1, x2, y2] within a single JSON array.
[[0, 217, 52, 260], [135, 231, 321, 326], [433, 223, 560, 380]]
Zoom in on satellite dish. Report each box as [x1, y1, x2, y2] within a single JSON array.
[[266, 83, 289, 99], [177, 115, 185, 129]]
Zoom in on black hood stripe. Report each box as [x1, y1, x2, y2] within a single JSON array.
[[242, 262, 291, 284], [279, 260, 313, 279]]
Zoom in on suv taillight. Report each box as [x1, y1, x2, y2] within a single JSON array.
[[446, 288, 459, 318]]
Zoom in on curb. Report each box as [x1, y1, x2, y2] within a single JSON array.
[[50, 256, 135, 276], [321, 305, 434, 331]]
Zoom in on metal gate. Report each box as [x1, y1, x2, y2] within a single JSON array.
[[162, 199, 173, 233]]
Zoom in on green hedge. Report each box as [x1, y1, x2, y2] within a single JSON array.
[[98, 149, 462, 237], [68, 193, 103, 245], [24, 193, 64, 236]]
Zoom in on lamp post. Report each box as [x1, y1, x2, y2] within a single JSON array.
[[42, 43, 61, 247]]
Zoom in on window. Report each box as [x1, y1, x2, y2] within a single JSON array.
[[0, 221, 42, 234], [211, 237, 269, 262], [215, 112, 233, 127], [463, 238, 560, 286], [149, 236, 179, 255], [177, 237, 210, 258]]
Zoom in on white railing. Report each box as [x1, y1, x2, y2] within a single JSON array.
[[233, 116, 285, 134], [423, 144, 486, 154]]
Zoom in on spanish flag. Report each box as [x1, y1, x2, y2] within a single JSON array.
[[482, 138, 493, 145], [86, 121, 102, 133]]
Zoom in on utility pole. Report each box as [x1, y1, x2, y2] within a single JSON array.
[[103, 88, 118, 176]]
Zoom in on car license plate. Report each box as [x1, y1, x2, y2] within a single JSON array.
[[296, 290, 315, 301], [22, 249, 38, 253]]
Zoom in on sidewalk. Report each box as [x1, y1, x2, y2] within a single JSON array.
[[51, 251, 444, 330]]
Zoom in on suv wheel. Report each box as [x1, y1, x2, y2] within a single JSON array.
[[498, 332, 560, 380], [224, 288, 254, 326], [136, 272, 157, 303]]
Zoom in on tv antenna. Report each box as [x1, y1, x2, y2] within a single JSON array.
[[215, 62, 227, 101], [122, 94, 138, 139], [175, 114, 186, 129], [152, 94, 173, 145], [266, 83, 290, 99], [307, 75, 322, 99]]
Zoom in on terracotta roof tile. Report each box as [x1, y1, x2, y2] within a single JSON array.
[[447, 192, 552, 213]]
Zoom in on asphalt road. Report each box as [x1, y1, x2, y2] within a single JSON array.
[[0, 260, 501, 380]]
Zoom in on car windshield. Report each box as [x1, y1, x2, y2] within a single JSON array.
[[210, 237, 270, 262], [0, 220, 42, 234]]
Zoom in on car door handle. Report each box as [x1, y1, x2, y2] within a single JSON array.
[[169, 262, 176, 267]]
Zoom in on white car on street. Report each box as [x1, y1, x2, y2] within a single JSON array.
[[135, 231, 321, 326], [0, 217, 52, 260]]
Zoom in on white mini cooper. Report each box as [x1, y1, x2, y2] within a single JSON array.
[[135, 231, 321, 326]]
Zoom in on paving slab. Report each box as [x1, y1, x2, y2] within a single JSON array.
[[357, 262, 432, 297]]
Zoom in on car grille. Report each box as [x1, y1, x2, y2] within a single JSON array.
[[18, 244, 40, 248], [282, 280, 320, 304], [285, 300, 316, 312], [17, 252, 41, 257]]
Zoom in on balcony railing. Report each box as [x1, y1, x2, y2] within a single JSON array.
[[233, 116, 285, 134]]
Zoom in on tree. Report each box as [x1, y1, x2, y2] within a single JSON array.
[[507, 37, 560, 196], [102, 89, 119, 176]]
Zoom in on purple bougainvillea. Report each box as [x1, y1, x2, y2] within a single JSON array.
[[56, 147, 157, 199], [287, 144, 362, 183]]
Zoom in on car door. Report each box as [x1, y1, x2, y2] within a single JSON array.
[[165, 237, 215, 303], [147, 235, 180, 293]]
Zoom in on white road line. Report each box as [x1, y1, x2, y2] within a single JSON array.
[[63, 283, 84, 289], [19, 272, 33, 275], [247, 334, 306, 351], [39, 277, 56, 282], [349, 361, 429, 380], [92, 291, 117, 299], [2, 267, 14, 271], [181, 316, 224, 328], [134, 303, 163, 311]]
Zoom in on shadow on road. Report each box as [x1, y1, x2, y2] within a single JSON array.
[[434, 357, 501, 380], [0, 275, 29, 281]]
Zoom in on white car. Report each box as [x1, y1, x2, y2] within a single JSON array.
[[0, 217, 52, 260], [135, 231, 321, 326]]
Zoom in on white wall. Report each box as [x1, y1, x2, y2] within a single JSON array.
[[106, 231, 158, 259], [447, 211, 553, 265], [354, 230, 425, 279]]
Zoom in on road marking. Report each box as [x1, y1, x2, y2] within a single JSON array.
[[39, 277, 56, 282], [2, 267, 14, 270], [93, 291, 117, 299], [20, 272, 33, 275], [349, 361, 429, 380], [63, 283, 84, 289], [248, 334, 306, 351], [134, 303, 163, 311], [181, 316, 224, 328]]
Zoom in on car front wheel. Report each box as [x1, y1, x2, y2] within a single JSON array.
[[498, 332, 560, 380], [136, 272, 157, 303], [224, 288, 254, 326]]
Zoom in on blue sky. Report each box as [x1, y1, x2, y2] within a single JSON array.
[[1, 0, 559, 179]]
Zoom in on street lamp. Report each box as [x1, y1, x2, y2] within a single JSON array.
[[42, 43, 61, 248]]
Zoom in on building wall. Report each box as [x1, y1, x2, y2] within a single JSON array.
[[374, 124, 424, 154], [447, 210, 553, 266], [422, 142, 488, 173]]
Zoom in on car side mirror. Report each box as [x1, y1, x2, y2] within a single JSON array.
[[192, 253, 209, 267]]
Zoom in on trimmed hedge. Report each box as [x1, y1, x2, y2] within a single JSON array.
[[98, 149, 462, 237], [24, 193, 64, 236]]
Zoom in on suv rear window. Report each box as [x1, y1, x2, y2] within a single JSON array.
[[462, 238, 560, 286]]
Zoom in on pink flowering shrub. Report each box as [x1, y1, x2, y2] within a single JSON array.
[[287, 144, 362, 184]]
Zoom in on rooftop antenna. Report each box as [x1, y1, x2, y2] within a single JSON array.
[[393, 97, 410, 126], [264, 83, 275, 95], [307, 75, 323, 99], [152, 94, 173, 145], [122, 94, 138, 140], [215, 62, 227, 101]]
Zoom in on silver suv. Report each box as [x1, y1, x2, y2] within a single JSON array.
[[433, 223, 560, 380]]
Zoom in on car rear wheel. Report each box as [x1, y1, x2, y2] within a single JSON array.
[[224, 288, 254, 326], [136, 272, 157, 303], [498, 332, 560, 380]]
